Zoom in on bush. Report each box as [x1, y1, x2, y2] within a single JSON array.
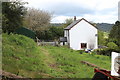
[[107, 42, 118, 49], [94, 48, 120, 56], [94, 41, 120, 56]]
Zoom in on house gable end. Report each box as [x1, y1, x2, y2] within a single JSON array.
[[64, 18, 98, 30]]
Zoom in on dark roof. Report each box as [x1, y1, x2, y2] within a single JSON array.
[[64, 18, 97, 30]]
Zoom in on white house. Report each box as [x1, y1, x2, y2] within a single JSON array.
[[64, 18, 98, 50]]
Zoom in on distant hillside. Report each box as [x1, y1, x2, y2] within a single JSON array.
[[50, 23, 63, 27], [96, 23, 114, 32], [51, 23, 114, 32]]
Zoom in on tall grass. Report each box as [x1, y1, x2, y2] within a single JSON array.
[[2, 33, 50, 78]]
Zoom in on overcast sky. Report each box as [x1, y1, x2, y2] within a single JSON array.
[[24, 0, 120, 23]]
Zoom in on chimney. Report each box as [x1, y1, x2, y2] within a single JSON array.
[[74, 16, 76, 21]]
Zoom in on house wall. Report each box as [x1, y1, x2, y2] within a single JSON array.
[[69, 20, 98, 50]]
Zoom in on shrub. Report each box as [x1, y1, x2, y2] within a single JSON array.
[[94, 48, 120, 56], [107, 42, 118, 49]]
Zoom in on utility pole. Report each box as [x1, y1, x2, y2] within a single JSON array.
[[118, 1, 120, 21]]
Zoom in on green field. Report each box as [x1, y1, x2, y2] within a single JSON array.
[[2, 33, 111, 78]]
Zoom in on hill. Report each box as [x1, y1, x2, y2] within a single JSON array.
[[51, 23, 64, 27], [51, 23, 114, 32], [96, 23, 114, 32], [2, 33, 111, 78]]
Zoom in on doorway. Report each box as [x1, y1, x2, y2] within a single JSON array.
[[81, 43, 87, 49]]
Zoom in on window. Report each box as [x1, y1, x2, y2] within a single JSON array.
[[81, 43, 87, 49]]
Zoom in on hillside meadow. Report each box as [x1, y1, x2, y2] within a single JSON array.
[[2, 33, 111, 78]]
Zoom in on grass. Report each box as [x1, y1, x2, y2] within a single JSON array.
[[42, 46, 111, 78], [2, 33, 50, 78], [2, 33, 111, 78]]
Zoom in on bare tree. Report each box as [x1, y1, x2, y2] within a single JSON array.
[[23, 7, 52, 31]]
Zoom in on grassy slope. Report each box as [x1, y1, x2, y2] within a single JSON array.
[[2, 33, 50, 78], [2, 33, 111, 78]]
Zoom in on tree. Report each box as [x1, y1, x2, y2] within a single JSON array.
[[107, 42, 118, 49], [49, 26, 64, 40], [62, 18, 74, 28], [23, 8, 52, 31], [65, 18, 73, 25], [36, 26, 64, 41], [98, 30, 107, 46], [109, 21, 120, 46], [2, 0, 27, 33]]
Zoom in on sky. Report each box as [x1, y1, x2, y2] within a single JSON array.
[[24, 0, 120, 23]]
